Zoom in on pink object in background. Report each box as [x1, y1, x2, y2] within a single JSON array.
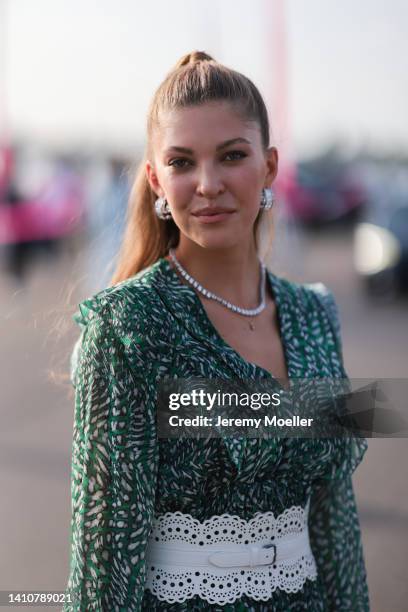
[[0, 166, 85, 245]]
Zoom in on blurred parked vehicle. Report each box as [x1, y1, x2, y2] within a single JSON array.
[[0, 167, 84, 245], [277, 151, 367, 226], [353, 196, 408, 297], [0, 148, 85, 281]]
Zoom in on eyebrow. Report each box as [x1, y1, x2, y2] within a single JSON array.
[[164, 137, 251, 155]]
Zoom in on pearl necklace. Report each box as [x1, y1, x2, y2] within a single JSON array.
[[168, 249, 266, 329]]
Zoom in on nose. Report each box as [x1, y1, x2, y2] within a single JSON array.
[[195, 163, 225, 199]]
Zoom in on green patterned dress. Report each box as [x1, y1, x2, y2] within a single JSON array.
[[63, 258, 370, 611]]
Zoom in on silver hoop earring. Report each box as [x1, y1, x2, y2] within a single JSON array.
[[260, 187, 275, 210], [154, 196, 172, 220]]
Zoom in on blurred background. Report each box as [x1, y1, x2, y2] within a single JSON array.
[[0, 1, 407, 610]]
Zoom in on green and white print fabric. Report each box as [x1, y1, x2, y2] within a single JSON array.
[[64, 258, 370, 611]]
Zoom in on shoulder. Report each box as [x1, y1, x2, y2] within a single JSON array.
[[268, 270, 342, 349], [301, 280, 340, 331], [72, 259, 168, 331], [272, 271, 339, 313], [69, 260, 170, 386]]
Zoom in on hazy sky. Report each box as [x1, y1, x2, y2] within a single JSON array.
[[2, 0, 408, 157]]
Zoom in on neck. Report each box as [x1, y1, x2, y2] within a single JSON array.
[[170, 241, 263, 308]]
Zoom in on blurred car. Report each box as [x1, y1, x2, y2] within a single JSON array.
[[353, 198, 408, 296], [277, 158, 366, 225], [0, 156, 85, 246]]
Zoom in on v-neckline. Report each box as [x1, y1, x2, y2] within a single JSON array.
[[158, 258, 294, 392]]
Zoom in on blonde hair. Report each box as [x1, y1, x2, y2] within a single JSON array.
[[110, 50, 274, 285]]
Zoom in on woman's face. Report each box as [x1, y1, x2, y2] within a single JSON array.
[[146, 101, 278, 253]]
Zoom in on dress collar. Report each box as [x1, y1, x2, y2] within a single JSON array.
[[150, 257, 313, 473], [152, 257, 310, 380]]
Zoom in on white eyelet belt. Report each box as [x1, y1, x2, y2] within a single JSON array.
[[145, 500, 317, 605], [147, 530, 311, 568]]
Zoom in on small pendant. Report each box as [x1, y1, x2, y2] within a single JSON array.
[[249, 321, 255, 331]]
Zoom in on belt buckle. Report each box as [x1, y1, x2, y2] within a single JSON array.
[[208, 541, 277, 568], [260, 542, 276, 566]]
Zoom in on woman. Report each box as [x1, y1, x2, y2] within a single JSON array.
[[64, 51, 369, 611]]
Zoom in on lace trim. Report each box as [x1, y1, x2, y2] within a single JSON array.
[[145, 504, 317, 605]]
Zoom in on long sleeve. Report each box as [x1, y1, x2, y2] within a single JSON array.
[[308, 474, 370, 611], [64, 309, 159, 611], [307, 285, 370, 610]]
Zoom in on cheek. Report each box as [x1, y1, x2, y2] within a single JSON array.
[[230, 161, 264, 191], [164, 175, 192, 205], [231, 168, 263, 211]]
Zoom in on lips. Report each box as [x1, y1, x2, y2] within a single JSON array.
[[191, 207, 237, 224], [192, 207, 235, 216]]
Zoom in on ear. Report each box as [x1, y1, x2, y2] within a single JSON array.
[[263, 147, 279, 187], [145, 159, 164, 197]]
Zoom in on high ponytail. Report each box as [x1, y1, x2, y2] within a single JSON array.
[[174, 50, 215, 69]]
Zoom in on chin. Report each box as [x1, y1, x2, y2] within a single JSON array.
[[190, 232, 243, 251]]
